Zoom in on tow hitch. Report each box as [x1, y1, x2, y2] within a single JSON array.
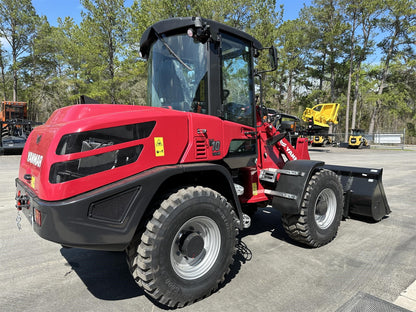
[[15, 191, 30, 230], [16, 191, 30, 210]]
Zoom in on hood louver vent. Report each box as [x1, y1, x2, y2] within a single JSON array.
[[195, 138, 207, 159]]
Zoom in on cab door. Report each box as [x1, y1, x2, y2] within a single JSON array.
[[220, 32, 257, 169]]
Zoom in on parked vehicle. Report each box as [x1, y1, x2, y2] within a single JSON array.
[[15, 17, 390, 308], [349, 129, 369, 148], [302, 103, 339, 146], [1, 101, 39, 154]]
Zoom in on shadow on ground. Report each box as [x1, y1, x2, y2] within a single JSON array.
[[60, 248, 144, 301]]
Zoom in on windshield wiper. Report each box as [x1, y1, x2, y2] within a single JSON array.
[[155, 31, 192, 71]]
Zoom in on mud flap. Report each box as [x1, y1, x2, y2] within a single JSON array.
[[324, 165, 391, 221]]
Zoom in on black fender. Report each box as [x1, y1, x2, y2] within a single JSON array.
[[271, 160, 324, 215], [159, 162, 244, 226], [124, 163, 244, 237], [16, 163, 243, 251]]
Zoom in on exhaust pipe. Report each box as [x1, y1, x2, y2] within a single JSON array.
[[324, 165, 391, 221]]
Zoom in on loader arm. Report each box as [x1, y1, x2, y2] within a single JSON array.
[[255, 113, 390, 223]]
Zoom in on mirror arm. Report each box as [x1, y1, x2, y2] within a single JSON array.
[[255, 73, 266, 124]]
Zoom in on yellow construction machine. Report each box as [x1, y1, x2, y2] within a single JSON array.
[[302, 103, 339, 146], [349, 129, 369, 148]]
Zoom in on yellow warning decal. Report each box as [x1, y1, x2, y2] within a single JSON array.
[[31, 176, 36, 189], [154, 137, 165, 157], [252, 183, 258, 196]]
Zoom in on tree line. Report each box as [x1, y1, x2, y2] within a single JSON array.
[[0, 0, 415, 141]]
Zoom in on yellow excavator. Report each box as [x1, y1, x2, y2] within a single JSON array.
[[302, 103, 340, 146]]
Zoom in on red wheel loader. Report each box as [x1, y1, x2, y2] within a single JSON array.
[[15, 17, 390, 308]]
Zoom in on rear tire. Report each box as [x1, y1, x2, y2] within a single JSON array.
[[282, 169, 343, 247], [127, 186, 237, 308]]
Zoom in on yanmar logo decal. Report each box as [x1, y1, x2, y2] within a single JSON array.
[[27, 152, 43, 168], [279, 141, 298, 160]]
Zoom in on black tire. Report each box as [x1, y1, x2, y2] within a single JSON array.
[[127, 186, 238, 308], [282, 169, 343, 247]]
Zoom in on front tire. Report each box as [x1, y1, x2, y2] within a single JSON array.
[[127, 186, 237, 308], [282, 169, 343, 247]]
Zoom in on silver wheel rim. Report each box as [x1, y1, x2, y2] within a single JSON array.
[[314, 188, 337, 230], [170, 216, 221, 280]]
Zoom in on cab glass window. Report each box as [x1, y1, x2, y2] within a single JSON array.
[[147, 34, 208, 114], [221, 33, 254, 127]]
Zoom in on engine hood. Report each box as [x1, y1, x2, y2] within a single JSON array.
[[18, 104, 189, 201]]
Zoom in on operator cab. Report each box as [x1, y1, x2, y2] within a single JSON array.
[[139, 17, 266, 127]]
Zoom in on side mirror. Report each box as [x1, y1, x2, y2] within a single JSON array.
[[255, 46, 278, 74], [269, 46, 277, 72]]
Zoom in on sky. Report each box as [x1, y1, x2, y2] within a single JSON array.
[[32, 0, 312, 26]]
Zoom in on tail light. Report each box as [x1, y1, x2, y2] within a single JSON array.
[[34, 208, 41, 226]]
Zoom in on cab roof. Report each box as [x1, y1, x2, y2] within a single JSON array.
[[139, 17, 263, 58]]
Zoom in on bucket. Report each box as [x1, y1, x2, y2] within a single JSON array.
[[324, 165, 391, 221]]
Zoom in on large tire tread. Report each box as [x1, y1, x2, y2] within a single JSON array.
[[127, 186, 238, 308], [282, 169, 343, 248]]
